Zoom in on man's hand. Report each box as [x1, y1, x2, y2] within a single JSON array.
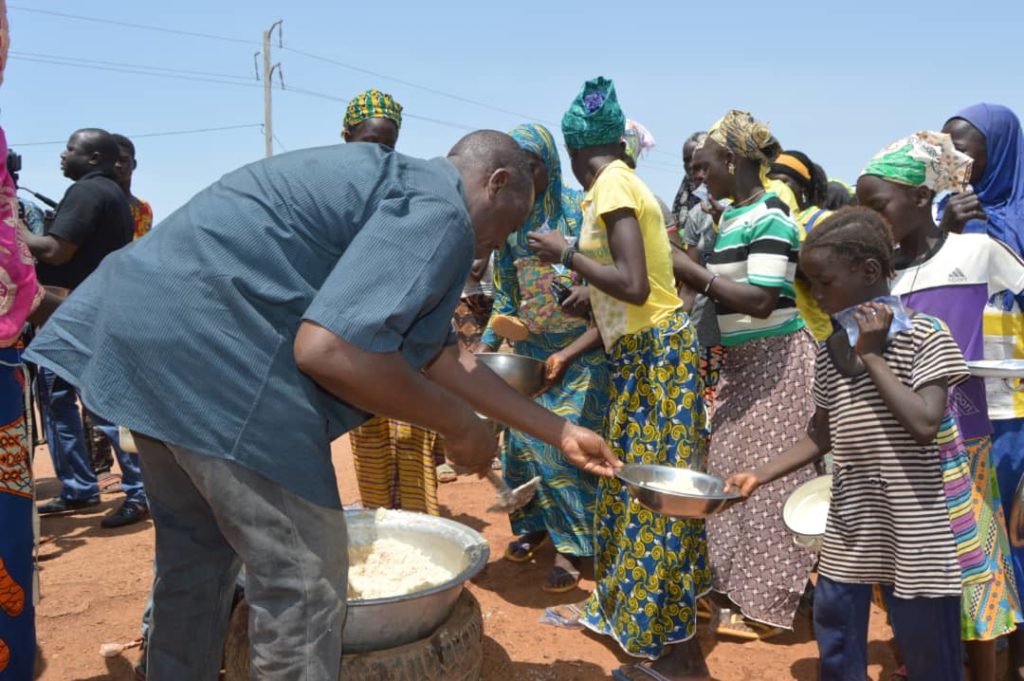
[[939, 190, 987, 234], [558, 424, 620, 478], [441, 410, 499, 475]]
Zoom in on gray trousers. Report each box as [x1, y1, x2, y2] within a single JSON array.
[[135, 435, 347, 681]]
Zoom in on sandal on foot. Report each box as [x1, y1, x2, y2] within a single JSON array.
[[889, 666, 908, 681], [612, 662, 674, 681], [436, 463, 457, 484], [504, 533, 549, 563], [542, 556, 582, 593], [696, 598, 715, 621], [491, 457, 503, 470], [715, 611, 783, 641]]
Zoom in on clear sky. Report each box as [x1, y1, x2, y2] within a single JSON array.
[[5, 0, 1024, 222]]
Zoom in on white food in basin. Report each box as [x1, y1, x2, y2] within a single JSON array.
[[347, 537, 455, 599], [647, 478, 705, 496]]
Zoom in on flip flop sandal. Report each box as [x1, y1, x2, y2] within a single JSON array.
[[542, 560, 582, 593], [540, 603, 585, 628], [504, 534, 549, 563], [436, 463, 457, 484], [715, 611, 783, 641], [612, 662, 674, 681], [696, 598, 715, 621]]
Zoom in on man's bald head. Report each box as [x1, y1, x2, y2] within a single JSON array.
[[447, 130, 534, 257], [61, 128, 120, 180]]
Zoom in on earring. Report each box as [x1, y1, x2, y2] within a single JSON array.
[[727, 162, 735, 175]]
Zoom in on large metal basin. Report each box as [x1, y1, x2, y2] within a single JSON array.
[[343, 509, 489, 653], [475, 352, 546, 396], [616, 464, 738, 519]]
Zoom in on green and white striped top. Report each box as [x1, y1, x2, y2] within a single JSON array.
[[706, 193, 805, 347]]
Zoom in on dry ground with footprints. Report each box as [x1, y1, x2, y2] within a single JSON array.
[[32, 435, 955, 681]]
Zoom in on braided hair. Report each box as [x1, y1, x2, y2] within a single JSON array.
[[801, 207, 895, 277]]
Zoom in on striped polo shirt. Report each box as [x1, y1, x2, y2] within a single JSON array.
[[706, 193, 805, 346]]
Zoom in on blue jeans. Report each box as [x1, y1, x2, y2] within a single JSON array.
[[814, 575, 963, 681], [36, 367, 146, 505]]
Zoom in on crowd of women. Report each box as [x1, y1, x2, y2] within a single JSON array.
[[3, 2, 1024, 676], [340, 80, 1024, 680]]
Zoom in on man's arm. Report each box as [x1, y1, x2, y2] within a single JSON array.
[[424, 343, 619, 477], [294, 322, 498, 471], [19, 222, 78, 265]]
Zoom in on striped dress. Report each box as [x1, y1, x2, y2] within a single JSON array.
[[814, 316, 971, 597]]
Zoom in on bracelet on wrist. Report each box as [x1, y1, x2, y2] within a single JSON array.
[[560, 245, 576, 269], [703, 273, 719, 295]]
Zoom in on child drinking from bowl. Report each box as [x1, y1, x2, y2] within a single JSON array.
[[726, 207, 975, 681]]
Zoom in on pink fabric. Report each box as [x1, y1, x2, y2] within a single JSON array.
[[0, 1, 43, 346]]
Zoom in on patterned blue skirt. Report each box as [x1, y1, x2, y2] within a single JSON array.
[[503, 328, 609, 556]]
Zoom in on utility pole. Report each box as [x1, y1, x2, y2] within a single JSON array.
[[256, 20, 284, 157]]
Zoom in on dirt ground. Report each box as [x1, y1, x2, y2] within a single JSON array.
[[30, 435, 907, 681]]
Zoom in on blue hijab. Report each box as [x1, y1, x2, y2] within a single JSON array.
[[505, 123, 583, 253], [949, 103, 1024, 256]]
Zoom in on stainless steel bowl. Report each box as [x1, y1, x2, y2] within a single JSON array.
[[342, 509, 490, 652], [782, 475, 832, 550], [615, 464, 739, 518], [475, 352, 546, 396]]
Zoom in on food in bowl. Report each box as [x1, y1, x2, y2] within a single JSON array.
[[645, 477, 704, 496], [348, 537, 455, 600]]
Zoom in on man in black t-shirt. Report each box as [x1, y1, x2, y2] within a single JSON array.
[[25, 129, 133, 287], [22, 128, 148, 528]]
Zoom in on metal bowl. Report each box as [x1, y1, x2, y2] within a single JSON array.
[[615, 464, 739, 518], [782, 475, 832, 550], [342, 509, 489, 652], [475, 352, 546, 396]]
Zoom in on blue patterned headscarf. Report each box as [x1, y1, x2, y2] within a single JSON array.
[[507, 123, 582, 247]]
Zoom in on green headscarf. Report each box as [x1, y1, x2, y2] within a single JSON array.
[[561, 76, 626, 150], [861, 130, 972, 193]]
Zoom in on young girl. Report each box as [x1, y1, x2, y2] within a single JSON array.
[[727, 207, 971, 681], [529, 76, 710, 681], [858, 131, 1024, 681]]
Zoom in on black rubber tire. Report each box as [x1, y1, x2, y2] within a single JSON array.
[[222, 590, 483, 681]]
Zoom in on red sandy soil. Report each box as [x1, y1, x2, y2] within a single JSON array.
[[32, 436, 907, 680]]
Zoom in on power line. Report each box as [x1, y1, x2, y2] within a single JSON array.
[[10, 4, 688, 167], [11, 51, 256, 82], [13, 124, 264, 147], [285, 86, 477, 133], [12, 55, 264, 90], [283, 47, 553, 126], [8, 5, 256, 45]]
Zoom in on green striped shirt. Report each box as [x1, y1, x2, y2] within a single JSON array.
[[707, 193, 805, 346]]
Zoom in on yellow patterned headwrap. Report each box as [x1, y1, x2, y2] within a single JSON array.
[[343, 89, 403, 135], [707, 110, 780, 164]]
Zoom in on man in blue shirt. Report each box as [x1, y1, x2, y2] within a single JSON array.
[[26, 130, 617, 680]]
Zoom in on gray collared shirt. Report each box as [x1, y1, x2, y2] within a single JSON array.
[[26, 143, 473, 508]]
